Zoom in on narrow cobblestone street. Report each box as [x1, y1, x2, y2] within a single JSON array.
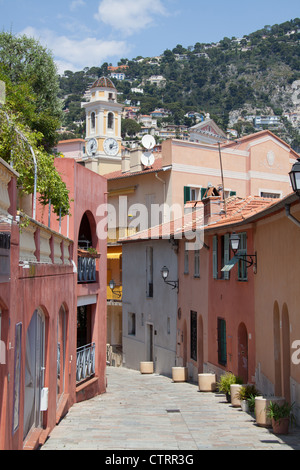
[[41, 367, 300, 451]]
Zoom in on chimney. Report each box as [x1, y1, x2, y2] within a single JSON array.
[[201, 186, 224, 223], [121, 147, 130, 173]]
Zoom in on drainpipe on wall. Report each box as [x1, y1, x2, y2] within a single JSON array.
[[285, 204, 300, 228]]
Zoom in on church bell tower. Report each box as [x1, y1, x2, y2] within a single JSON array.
[[82, 77, 123, 175]]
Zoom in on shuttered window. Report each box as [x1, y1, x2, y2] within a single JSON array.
[[213, 236, 218, 279], [184, 186, 191, 204], [190, 311, 197, 361], [218, 318, 227, 366], [223, 234, 230, 280], [238, 233, 247, 281]]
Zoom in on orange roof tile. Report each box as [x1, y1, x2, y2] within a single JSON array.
[[105, 157, 169, 180], [120, 195, 279, 243]]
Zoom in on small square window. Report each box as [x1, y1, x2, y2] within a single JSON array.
[[128, 313, 136, 336]]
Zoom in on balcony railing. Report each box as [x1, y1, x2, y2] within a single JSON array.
[[76, 343, 96, 383], [77, 249, 100, 283]]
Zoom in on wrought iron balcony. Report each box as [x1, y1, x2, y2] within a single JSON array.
[[76, 343, 96, 383], [77, 249, 99, 284]]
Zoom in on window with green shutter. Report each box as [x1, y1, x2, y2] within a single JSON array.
[[223, 234, 230, 280], [191, 311, 197, 361], [184, 186, 191, 204], [218, 318, 227, 366], [238, 232, 247, 281], [201, 187, 207, 200], [213, 236, 218, 279]]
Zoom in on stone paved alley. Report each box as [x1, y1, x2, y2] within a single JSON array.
[[41, 367, 300, 451]]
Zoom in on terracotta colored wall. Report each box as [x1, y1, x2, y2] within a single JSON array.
[[49, 159, 108, 394], [254, 202, 300, 411], [207, 229, 256, 383]]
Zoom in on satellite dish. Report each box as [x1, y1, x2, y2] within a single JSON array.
[[141, 152, 155, 168], [142, 135, 156, 150]]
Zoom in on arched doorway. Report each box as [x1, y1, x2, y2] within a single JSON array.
[[238, 322, 248, 384], [23, 309, 45, 440], [57, 305, 68, 407], [273, 302, 282, 397], [282, 304, 291, 402]]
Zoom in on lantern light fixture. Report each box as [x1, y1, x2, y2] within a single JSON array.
[[161, 266, 179, 291]]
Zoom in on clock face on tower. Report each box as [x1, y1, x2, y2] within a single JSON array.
[[104, 137, 119, 156], [86, 138, 97, 157]]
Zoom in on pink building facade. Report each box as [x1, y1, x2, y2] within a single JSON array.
[[0, 157, 107, 450], [55, 139, 86, 161]]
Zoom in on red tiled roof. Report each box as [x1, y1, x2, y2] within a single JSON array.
[[57, 139, 85, 145], [120, 195, 279, 243], [91, 77, 116, 89], [206, 195, 279, 230], [105, 157, 169, 180]]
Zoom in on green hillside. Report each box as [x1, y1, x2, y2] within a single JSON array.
[[58, 18, 300, 150]]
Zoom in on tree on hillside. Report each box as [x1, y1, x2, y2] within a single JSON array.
[[0, 32, 70, 217], [0, 32, 62, 151]]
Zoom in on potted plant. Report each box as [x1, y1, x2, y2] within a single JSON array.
[[238, 385, 260, 412], [217, 372, 243, 403], [267, 401, 295, 435]]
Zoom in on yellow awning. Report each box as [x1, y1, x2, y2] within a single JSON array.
[[107, 253, 122, 260]]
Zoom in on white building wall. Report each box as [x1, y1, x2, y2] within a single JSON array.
[[122, 239, 178, 376]]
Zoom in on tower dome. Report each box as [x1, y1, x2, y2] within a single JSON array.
[[91, 76, 116, 90]]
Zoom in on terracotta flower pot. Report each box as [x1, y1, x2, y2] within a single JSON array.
[[272, 417, 290, 435]]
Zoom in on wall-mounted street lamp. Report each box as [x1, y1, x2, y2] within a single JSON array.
[[109, 279, 122, 299], [285, 158, 300, 228], [161, 266, 179, 292], [229, 232, 257, 273], [289, 157, 300, 197]]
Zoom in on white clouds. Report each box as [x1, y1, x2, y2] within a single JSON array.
[[17, 0, 170, 73], [70, 0, 86, 10], [94, 0, 168, 36], [19, 27, 129, 73]]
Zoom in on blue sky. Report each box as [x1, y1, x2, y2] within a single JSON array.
[[0, 0, 299, 74]]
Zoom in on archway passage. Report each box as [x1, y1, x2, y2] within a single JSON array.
[[57, 305, 67, 407], [238, 322, 248, 384], [78, 213, 93, 249]]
